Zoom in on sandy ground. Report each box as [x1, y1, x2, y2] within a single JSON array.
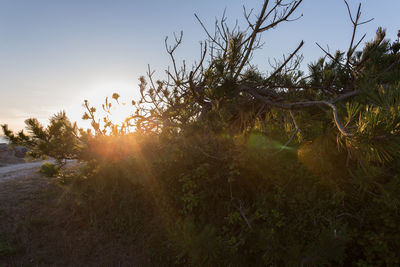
[[0, 161, 49, 182]]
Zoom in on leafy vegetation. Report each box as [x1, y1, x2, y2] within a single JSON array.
[[0, 241, 16, 257], [2, 0, 400, 265], [1, 111, 79, 167], [39, 162, 59, 177]]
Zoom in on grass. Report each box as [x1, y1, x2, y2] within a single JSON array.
[[0, 167, 147, 266], [0, 240, 16, 257]]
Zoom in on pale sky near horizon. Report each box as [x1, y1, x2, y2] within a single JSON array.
[[0, 0, 399, 133]]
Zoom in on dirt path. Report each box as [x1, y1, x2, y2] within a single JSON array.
[[0, 161, 48, 182]]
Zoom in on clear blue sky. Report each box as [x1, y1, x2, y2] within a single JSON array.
[[0, 0, 399, 131]]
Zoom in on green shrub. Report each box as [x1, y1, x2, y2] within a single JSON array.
[[39, 162, 59, 177], [0, 241, 16, 257], [65, 132, 400, 266]]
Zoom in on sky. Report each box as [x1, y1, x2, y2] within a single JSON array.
[[0, 0, 399, 133]]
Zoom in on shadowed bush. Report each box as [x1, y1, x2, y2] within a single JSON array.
[[39, 162, 59, 177]]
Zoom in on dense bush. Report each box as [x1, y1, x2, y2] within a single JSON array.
[[65, 130, 398, 266], [39, 162, 60, 177]]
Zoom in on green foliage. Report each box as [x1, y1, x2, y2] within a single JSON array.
[[1, 111, 79, 167], [0, 241, 16, 257], [64, 130, 400, 265], [39, 162, 59, 177]]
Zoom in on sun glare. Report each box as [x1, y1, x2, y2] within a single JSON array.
[[109, 102, 131, 125], [73, 80, 140, 130]]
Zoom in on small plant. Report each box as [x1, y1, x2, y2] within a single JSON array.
[[40, 162, 59, 177], [0, 241, 16, 256]]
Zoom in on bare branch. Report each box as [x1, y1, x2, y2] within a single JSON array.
[[266, 40, 304, 82], [195, 14, 226, 51], [243, 87, 356, 136], [234, 0, 303, 80], [344, 1, 374, 66]]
